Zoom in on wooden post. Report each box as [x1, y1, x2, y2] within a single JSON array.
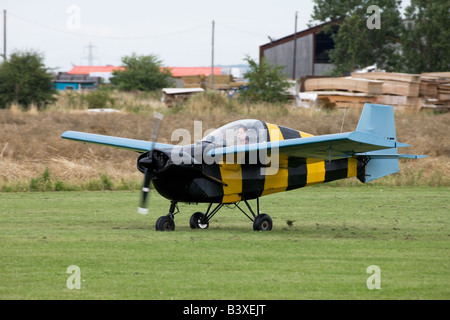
[[211, 20, 215, 90], [3, 10, 6, 61], [292, 11, 297, 80]]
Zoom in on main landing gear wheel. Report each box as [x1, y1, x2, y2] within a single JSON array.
[[189, 212, 209, 229], [253, 214, 272, 231], [155, 215, 175, 231]]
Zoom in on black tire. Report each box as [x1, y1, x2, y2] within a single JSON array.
[[189, 212, 209, 229], [253, 214, 272, 231], [155, 215, 175, 231]]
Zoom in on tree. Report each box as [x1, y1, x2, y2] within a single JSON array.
[[0, 50, 56, 109], [239, 56, 291, 103], [110, 53, 173, 91], [311, 0, 404, 75], [401, 0, 450, 73]]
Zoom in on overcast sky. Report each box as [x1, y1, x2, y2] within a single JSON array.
[[1, 0, 411, 72]]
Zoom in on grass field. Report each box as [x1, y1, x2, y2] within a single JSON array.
[[1, 185, 448, 300]]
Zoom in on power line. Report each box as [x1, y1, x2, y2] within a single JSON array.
[[216, 22, 268, 38], [7, 11, 209, 40], [7, 10, 286, 46]]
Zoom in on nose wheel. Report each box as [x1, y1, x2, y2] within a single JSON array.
[[155, 214, 175, 231], [155, 201, 177, 231]]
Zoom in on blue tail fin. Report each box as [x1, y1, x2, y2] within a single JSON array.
[[355, 104, 409, 183], [356, 103, 397, 141]]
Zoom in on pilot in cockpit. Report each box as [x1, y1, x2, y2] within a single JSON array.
[[236, 125, 249, 145]]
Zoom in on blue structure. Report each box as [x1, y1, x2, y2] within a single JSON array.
[[53, 72, 100, 91]]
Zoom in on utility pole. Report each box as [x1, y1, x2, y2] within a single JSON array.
[[3, 10, 6, 61], [87, 42, 93, 65], [292, 11, 298, 80], [210, 20, 215, 90]]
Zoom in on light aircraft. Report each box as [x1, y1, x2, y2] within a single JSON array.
[[61, 103, 425, 231]]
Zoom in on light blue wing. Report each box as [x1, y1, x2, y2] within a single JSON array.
[[207, 131, 409, 161], [61, 131, 173, 153]]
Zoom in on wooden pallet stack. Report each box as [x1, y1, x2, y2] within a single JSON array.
[[420, 72, 450, 110], [181, 75, 204, 88], [303, 72, 450, 111], [353, 72, 421, 111], [304, 76, 379, 109], [179, 75, 245, 90], [304, 72, 423, 111]]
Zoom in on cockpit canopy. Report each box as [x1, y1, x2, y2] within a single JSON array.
[[202, 119, 269, 147]]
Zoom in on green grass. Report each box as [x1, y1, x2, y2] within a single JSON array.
[[0, 186, 448, 300]]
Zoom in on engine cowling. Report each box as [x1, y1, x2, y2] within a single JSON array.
[[137, 150, 170, 174]]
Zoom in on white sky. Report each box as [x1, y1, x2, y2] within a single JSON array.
[[1, 0, 411, 72]]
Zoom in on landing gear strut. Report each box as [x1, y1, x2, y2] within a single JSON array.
[[235, 197, 272, 231], [189, 203, 223, 229], [188, 198, 273, 231], [156, 198, 273, 231]]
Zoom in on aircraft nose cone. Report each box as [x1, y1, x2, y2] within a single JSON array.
[[139, 156, 153, 168]]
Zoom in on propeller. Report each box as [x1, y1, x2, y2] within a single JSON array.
[[137, 111, 164, 214]]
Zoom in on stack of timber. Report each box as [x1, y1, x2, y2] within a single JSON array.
[[205, 74, 246, 90], [420, 72, 450, 111], [304, 72, 423, 111], [181, 75, 205, 88], [353, 72, 421, 111], [180, 75, 245, 90], [304, 76, 382, 109]]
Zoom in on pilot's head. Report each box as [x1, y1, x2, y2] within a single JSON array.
[[236, 126, 248, 145]]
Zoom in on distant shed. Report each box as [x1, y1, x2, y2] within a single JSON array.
[[53, 72, 100, 91], [260, 21, 337, 79]]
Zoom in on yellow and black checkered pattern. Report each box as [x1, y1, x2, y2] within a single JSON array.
[[211, 122, 361, 204]]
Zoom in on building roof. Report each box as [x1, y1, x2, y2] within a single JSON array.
[[68, 66, 221, 77], [260, 20, 337, 52], [67, 66, 125, 75]]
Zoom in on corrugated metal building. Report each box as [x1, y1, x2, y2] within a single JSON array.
[[260, 21, 337, 79]]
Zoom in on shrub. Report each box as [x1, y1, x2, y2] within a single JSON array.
[[82, 89, 115, 109], [0, 50, 56, 109], [29, 167, 53, 192]]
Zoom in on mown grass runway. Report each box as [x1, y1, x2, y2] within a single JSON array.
[[1, 186, 448, 299]]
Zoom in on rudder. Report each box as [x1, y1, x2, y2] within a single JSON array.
[[356, 104, 399, 183], [355, 103, 397, 141]]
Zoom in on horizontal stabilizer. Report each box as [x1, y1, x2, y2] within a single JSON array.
[[355, 152, 427, 159], [357, 148, 426, 183]]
